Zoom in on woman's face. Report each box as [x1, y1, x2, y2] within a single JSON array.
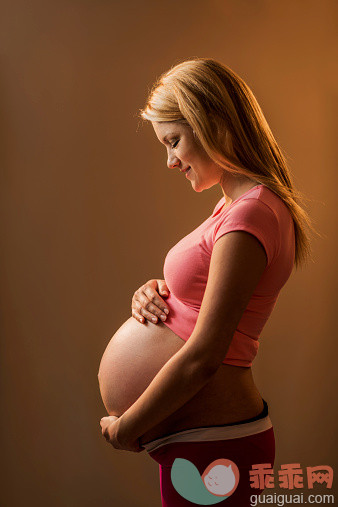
[[152, 121, 224, 192]]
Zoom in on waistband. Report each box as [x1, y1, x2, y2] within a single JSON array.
[[142, 399, 272, 453]]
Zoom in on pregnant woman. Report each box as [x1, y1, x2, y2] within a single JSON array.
[[98, 58, 314, 506]]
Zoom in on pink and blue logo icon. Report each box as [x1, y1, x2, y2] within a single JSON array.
[[171, 458, 240, 504]]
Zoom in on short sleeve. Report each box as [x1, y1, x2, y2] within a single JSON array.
[[212, 198, 279, 268]]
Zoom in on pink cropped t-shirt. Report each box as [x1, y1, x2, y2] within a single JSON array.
[[162, 184, 295, 367]]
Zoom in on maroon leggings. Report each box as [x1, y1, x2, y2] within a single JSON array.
[[146, 400, 275, 506]]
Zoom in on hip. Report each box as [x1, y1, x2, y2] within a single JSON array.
[[144, 401, 275, 506], [140, 361, 264, 445]]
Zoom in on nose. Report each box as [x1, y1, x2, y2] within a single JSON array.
[[167, 154, 180, 170]]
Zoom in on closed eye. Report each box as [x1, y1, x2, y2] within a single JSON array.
[[171, 139, 179, 149]]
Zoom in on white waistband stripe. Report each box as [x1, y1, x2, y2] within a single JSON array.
[[143, 415, 272, 453]]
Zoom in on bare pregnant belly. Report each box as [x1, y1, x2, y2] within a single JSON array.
[[97, 317, 264, 445]]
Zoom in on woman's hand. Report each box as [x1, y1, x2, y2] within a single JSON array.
[[131, 279, 170, 324], [100, 416, 144, 453]]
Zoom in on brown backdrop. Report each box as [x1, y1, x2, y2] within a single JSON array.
[[1, 1, 337, 505]]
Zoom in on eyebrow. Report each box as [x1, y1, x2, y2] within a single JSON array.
[[162, 132, 177, 143]]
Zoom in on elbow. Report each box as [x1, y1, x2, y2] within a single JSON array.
[[182, 346, 220, 380], [200, 357, 221, 377], [183, 337, 229, 378]]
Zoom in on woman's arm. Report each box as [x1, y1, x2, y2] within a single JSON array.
[[116, 230, 268, 447], [116, 335, 216, 447]]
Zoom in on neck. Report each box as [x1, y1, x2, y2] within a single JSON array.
[[219, 173, 259, 206]]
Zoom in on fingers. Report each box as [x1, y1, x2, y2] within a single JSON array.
[[157, 279, 170, 298], [131, 279, 170, 324], [142, 286, 170, 322], [132, 308, 145, 324], [134, 296, 166, 323]]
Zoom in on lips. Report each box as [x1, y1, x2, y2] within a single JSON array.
[[180, 166, 191, 173]]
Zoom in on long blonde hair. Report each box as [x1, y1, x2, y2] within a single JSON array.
[[139, 57, 320, 269]]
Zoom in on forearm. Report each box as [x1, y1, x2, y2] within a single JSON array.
[[116, 345, 215, 446]]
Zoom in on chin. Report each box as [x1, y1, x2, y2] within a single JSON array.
[[192, 181, 213, 192], [190, 180, 204, 192]]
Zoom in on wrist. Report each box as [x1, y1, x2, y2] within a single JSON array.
[[116, 413, 137, 447]]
